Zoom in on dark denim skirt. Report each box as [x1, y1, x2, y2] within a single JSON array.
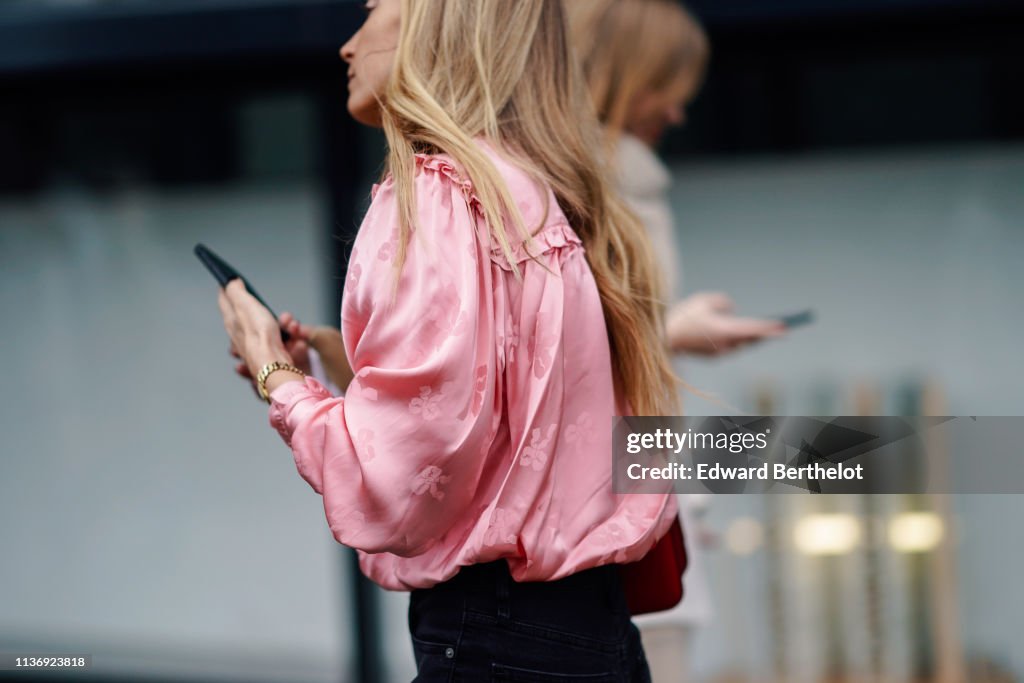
[[407, 559, 651, 682]]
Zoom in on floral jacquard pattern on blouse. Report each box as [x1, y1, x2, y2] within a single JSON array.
[[268, 144, 676, 590]]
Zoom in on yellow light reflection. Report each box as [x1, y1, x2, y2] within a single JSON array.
[[889, 511, 944, 553], [793, 514, 861, 556]]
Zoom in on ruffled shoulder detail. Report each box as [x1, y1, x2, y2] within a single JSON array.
[[369, 151, 584, 271], [487, 222, 583, 272], [369, 153, 482, 213], [411, 154, 585, 270], [414, 153, 484, 214]]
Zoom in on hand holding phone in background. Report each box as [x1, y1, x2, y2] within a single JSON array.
[[666, 291, 793, 357], [775, 309, 814, 329]]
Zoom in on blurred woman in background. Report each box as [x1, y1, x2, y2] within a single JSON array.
[[567, 0, 785, 357], [217, 0, 679, 679], [567, 1, 786, 680]]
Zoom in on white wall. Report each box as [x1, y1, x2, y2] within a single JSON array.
[[665, 144, 1024, 680], [0, 181, 355, 682], [670, 144, 1024, 416]]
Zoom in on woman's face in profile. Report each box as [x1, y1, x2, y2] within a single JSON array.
[[339, 0, 401, 128]]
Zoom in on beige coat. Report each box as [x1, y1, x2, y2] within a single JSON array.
[[616, 132, 683, 301], [616, 133, 714, 627]]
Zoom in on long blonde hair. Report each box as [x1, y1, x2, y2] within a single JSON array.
[[378, 0, 678, 416], [566, 0, 709, 141]]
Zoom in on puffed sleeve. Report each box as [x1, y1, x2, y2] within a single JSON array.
[[267, 162, 498, 558]]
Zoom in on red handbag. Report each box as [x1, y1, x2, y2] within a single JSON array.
[[618, 515, 687, 615]]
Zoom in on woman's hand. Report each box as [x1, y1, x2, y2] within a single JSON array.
[[277, 311, 316, 376], [217, 279, 297, 396], [665, 291, 786, 357], [229, 327, 312, 398], [231, 313, 315, 381], [282, 314, 356, 392]]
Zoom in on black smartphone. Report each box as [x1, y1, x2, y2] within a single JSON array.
[[194, 243, 291, 342], [775, 309, 814, 329]]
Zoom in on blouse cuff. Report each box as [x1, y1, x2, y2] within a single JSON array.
[[267, 376, 334, 447]]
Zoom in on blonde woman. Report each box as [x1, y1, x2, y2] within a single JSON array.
[[567, 0, 786, 355], [215, 0, 679, 679], [567, 1, 787, 680]]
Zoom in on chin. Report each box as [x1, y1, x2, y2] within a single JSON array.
[[347, 94, 383, 129]]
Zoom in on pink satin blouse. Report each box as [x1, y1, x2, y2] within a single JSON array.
[[268, 143, 677, 591]]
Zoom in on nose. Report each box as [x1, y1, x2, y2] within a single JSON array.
[[340, 33, 357, 64]]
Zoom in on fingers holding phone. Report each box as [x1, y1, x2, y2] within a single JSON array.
[[200, 244, 307, 399], [666, 292, 795, 357], [277, 311, 315, 376]]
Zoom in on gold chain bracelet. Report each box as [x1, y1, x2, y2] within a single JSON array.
[[256, 361, 306, 403]]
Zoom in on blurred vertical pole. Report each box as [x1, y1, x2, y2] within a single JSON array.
[[854, 382, 886, 683], [756, 385, 789, 683], [897, 384, 934, 683], [315, 81, 383, 683], [921, 381, 966, 683], [813, 385, 847, 683]]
